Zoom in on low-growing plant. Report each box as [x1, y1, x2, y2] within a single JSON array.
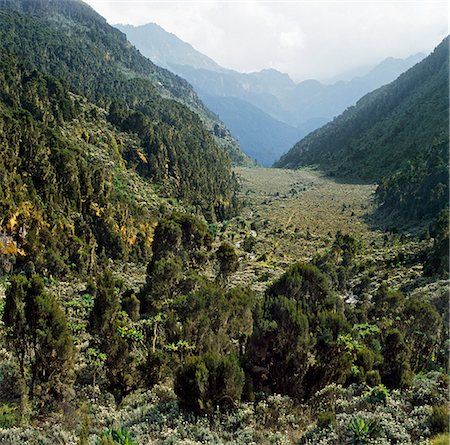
[[0, 403, 17, 428], [429, 404, 449, 434], [97, 427, 137, 445], [317, 410, 336, 428], [366, 384, 389, 404], [345, 417, 374, 444], [431, 433, 450, 445]]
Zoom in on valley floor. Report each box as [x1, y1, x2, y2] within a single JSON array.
[[226, 167, 427, 295]]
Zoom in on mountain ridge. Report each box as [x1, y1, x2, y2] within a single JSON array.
[[117, 21, 427, 165], [275, 36, 448, 180]]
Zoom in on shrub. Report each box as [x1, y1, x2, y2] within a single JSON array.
[[317, 411, 336, 428], [0, 404, 17, 428], [174, 353, 244, 415], [429, 404, 450, 434], [366, 384, 389, 404], [432, 434, 450, 445], [97, 427, 137, 445], [345, 417, 374, 444]]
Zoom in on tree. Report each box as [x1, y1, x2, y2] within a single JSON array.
[[174, 353, 244, 414], [215, 242, 238, 283], [3, 274, 74, 413], [88, 270, 137, 400], [380, 329, 412, 389]]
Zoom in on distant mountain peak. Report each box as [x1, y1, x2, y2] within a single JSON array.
[[114, 22, 223, 72]]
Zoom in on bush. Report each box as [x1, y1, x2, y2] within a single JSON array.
[[345, 417, 375, 444], [429, 404, 450, 434], [97, 427, 137, 445], [174, 353, 244, 414], [432, 434, 450, 445], [0, 404, 17, 428], [366, 384, 389, 404], [317, 411, 336, 428]]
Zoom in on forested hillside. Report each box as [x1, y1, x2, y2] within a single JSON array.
[[0, 0, 249, 166], [0, 2, 448, 444], [117, 22, 423, 166], [275, 37, 448, 182], [0, 0, 241, 276]]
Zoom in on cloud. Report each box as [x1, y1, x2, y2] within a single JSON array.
[[84, 0, 448, 81], [280, 28, 304, 49]]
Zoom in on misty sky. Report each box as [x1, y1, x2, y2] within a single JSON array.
[[84, 0, 448, 81]]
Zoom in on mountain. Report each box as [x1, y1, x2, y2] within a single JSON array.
[[322, 53, 425, 84], [116, 23, 224, 72], [0, 0, 242, 275], [7, 1, 249, 167], [275, 37, 449, 223], [117, 22, 426, 166], [202, 95, 305, 166]]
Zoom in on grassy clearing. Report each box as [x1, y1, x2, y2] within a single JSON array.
[[218, 167, 434, 294]]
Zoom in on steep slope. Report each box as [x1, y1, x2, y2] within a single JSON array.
[[275, 37, 449, 182], [0, 0, 242, 214], [0, 57, 162, 275], [375, 139, 448, 226], [201, 95, 304, 166], [0, 0, 247, 277], [115, 23, 224, 72], [117, 22, 426, 165], [0, 0, 248, 166]]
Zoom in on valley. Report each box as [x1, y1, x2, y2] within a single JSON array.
[[225, 168, 428, 296], [0, 1, 447, 444]]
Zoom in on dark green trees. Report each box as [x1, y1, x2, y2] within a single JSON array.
[[247, 262, 351, 400], [88, 270, 136, 400], [174, 353, 244, 414], [141, 213, 212, 313], [3, 274, 74, 413], [215, 242, 239, 283]]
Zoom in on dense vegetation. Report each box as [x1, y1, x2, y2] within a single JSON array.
[[119, 23, 423, 166], [1, 0, 249, 166], [0, 1, 447, 444], [275, 37, 448, 183], [0, 57, 159, 275], [0, 0, 244, 274], [1, 210, 448, 443], [0, 0, 243, 207], [375, 139, 448, 226]]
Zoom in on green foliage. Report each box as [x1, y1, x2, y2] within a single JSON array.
[[0, 4, 239, 220], [380, 329, 412, 389], [424, 209, 449, 277], [97, 427, 137, 445], [174, 353, 244, 414], [376, 139, 448, 225], [215, 242, 239, 282], [313, 232, 362, 291], [176, 284, 256, 356], [0, 404, 17, 428], [141, 213, 213, 312], [2, 274, 74, 410], [121, 292, 140, 322], [247, 262, 351, 400], [345, 417, 374, 444], [88, 270, 137, 399], [432, 434, 450, 445], [366, 384, 389, 404], [0, 57, 155, 276], [276, 37, 449, 184], [429, 405, 450, 435], [317, 411, 336, 428]]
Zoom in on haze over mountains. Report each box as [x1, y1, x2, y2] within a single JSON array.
[[117, 23, 425, 166], [276, 36, 449, 225]]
